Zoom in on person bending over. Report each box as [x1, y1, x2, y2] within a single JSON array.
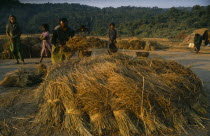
[[51, 18, 75, 64], [194, 33, 202, 54]]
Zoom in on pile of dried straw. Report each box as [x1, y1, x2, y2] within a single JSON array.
[[117, 40, 146, 50], [21, 36, 42, 58], [65, 36, 108, 51], [0, 36, 42, 59], [0, 49, 13, 59], [0, 64, 47, 87], [0, 40, 13, 59], [117, 40, 168, 51], [66, 36, 91, 51], [144, 40, 168, 51], [0, 69, 29, 87], [64, 36, 108, 58], [35, 54, 206, 136], [87, 37, 107, 48]]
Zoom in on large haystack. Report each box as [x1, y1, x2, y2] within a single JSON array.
[[35, 54, 206, 136], [193, 28, 208, 36], [182, 28, 209, 46]]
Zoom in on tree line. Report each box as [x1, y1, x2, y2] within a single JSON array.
[[0, 0, 209, 39]]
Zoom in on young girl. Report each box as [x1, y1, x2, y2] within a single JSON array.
[[40, 24, 52, 63], [108, 23, 118, 54]]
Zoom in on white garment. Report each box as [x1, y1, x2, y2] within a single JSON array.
[[188, 43, 195, 48]]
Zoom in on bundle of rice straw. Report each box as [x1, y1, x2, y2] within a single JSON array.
[[87, 37, 107, 48], [0, 69, 29, 87], [0, 50, 13, 59], [0, 64, 47, 87], [21, 36, 42, 58], [65, 36, 91, 52], [129, 40, 146, 50], [37, 64, 47, 77], [64, 36, 108, 59], [117, 40, 146, 50], [117, 40, 130, 49], [36, 54, 206, 136], [0, 40, 13, 59], [144, 40, 168, 51]]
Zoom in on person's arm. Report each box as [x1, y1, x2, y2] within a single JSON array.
[[114, 30, 117, 43], [6, 24, 11, 39], [51, 30, 58, 46], [70, 29, 75, 38], [108, 30, 111, 42], [40, 33, 44, 40], [40, 32, 48, 40], [199, 36, 203, 45]]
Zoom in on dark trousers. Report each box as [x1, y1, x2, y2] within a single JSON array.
[[195, 44, 201, 53]]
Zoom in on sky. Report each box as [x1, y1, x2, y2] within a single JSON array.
[[19, 0, 210, 8]]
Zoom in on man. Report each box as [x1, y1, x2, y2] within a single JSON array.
[[51, 18, 75, 64], [108, 23, 118, 54], [6, 15, 24, 64]]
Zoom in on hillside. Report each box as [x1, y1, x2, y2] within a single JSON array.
[[0, 1, 209, 39]]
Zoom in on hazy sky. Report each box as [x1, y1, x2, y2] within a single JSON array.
[[19, 0, 210, 8]]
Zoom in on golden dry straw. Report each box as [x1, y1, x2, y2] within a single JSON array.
[[117, 39, 168, 50], [36, 54, 206, 136], [0, 64, 47, 87]]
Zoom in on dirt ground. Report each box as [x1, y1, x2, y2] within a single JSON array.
[[0, 47, 210, 135]]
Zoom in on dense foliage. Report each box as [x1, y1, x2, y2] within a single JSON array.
[[0, 1, 209, 38]]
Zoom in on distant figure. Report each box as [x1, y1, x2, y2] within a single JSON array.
[[76, 25, 89, 37], [6, 15, 24, 64], [39, 24, 52, 63], [108, 23, 118, 54], [207, 30, 210, 47], [194, 33, 202, 54], [51, 18, 75, 64]]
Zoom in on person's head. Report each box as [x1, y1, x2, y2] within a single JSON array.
[[42, 24, 49, 32], [9, 15, 16, 24], [59, 18, 68, 28], [195, 33, 200, 37], [110, 23, 115, 30]]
